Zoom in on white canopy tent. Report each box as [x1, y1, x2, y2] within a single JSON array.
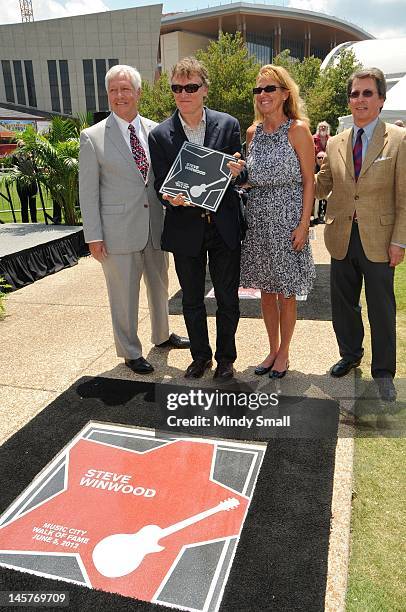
[[337, 74, 406, 132]]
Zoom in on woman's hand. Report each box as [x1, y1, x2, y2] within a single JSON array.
[[227, 152, 246, 178], [291, 223, 309, 252], [162, 193, 195, 207]]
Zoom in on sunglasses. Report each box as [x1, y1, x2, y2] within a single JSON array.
[[171, 83, 203, 94], [348, 89, 377, 99], [252, 85, 286, 95], [316, 156, 324, 160]]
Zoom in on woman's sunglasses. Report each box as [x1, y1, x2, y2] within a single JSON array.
[[252, 85, 286, 95], [171, 83, 203, 94], [348, 89, 377, 99]]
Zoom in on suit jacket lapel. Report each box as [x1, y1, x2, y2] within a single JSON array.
[[204, 108, 221, 149], [338, 129, 355, 180], [359, 119, 387, 179], [105, 113, 134, 170], [171, 111, 188, 150]]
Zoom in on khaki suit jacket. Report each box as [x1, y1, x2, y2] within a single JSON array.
[[79, 113, 164, 254], [315, 119, 406, 262]]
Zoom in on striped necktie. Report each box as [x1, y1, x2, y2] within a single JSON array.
[[353, 128, 364, 181], [128, 124, 149, 181]]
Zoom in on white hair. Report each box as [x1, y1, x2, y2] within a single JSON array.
[[105, 64, 141, 92]]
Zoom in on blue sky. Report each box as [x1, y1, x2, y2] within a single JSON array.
[[2, 1, 406, 39]]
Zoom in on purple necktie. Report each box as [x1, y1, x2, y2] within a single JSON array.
[[353, 128, 364, 181], [128, 124, 149, 181]]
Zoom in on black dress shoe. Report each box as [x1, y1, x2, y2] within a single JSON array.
[[156, 333, 190, 349], [213, 361, 234, 381], [184, 359, 212, 379], [330, 358, 362, 378], [254, 361, 275, 376], [374, 376, 397, 402], [125, 357, 154, 374]]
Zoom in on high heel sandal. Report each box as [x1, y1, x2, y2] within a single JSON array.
[[254, 359, 275, 376], [269, 360, 289, 379]]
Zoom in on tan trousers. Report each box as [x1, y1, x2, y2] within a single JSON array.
[[102, 234, 169, 359]]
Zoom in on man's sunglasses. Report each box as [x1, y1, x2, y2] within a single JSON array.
[[252, 85, 286, 95], [348, 89, 377, 99], [171, 83, 203, 94]]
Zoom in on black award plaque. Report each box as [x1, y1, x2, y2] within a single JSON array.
[[160, 141, 235, 212]]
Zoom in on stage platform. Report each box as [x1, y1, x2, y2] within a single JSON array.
[[0, 223, 88, 291]]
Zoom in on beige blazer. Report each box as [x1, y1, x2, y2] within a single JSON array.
[[315, 120, 406, 262], [79, 113, 164, 254]]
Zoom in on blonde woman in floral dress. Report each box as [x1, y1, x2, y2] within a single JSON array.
[[240, 65, 315, 378]]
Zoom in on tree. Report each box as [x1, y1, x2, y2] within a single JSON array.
[[273, 49, 321, 100], [6, 118, 81, 225], [139, 73, 176, 123], [306, 50, 362, 132], [196, 32, 260, 135]]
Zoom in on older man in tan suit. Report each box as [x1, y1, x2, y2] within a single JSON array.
[[316, 67, 406, 401], [80, 65, 189, 374]]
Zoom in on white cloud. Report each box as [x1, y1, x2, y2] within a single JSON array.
[[367, 25, 406, 39], [0, 0, 109, 25], [287, 0, 329, 12]]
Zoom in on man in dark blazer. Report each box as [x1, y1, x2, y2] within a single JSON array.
[[316, 67, 406, 401], [149, 57, 245, 380]]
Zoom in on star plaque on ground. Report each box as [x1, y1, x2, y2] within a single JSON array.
[[160, 142, 235, 211], [0, 421, 265, 612]]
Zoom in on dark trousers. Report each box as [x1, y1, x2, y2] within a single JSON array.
[[17, 186, 37, 223], [331, 223, 396, 377], [174, 221, 240, 363]]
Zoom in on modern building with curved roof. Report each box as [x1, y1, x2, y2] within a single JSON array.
[[160, 2, 372, 73], [0, 2, 372, 117], [322, 38, 406, 89]]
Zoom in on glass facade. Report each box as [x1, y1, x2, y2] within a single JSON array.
[[246, 33, 273, 65], [83, 59, 96, 112], [1, 60, 15, 103], [96, 59, 108, 111], [281, 38, 305, 60], [59, 60, 72, 114], [47, 60, 61, 112], [311, 47, 326, 60], [13, 60, 26, 105], [108, 58, 119, 69], [24, 60, 37, 107]]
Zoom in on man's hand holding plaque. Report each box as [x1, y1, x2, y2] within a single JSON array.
[[160, 142, 245, 212]]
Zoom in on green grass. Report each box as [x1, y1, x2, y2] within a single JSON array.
[[346, 263, 406, 611], [0, 180, 54, 224]]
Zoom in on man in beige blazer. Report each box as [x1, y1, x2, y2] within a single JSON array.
[[316, 67, 406, 401], [79, 65, 189, 374]]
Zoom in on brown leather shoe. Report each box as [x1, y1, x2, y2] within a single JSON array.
[[213, 361, 234, 380], [184, 359, 212, 379]]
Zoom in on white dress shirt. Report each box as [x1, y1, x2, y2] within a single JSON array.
[[113, 112, 150, 162]]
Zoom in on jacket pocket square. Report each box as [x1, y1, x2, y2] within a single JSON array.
[[373, 156, 391, 163]]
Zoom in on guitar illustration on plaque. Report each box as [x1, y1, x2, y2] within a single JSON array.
[[190, 177, 227, 198], [92, 497, 240, 578]]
